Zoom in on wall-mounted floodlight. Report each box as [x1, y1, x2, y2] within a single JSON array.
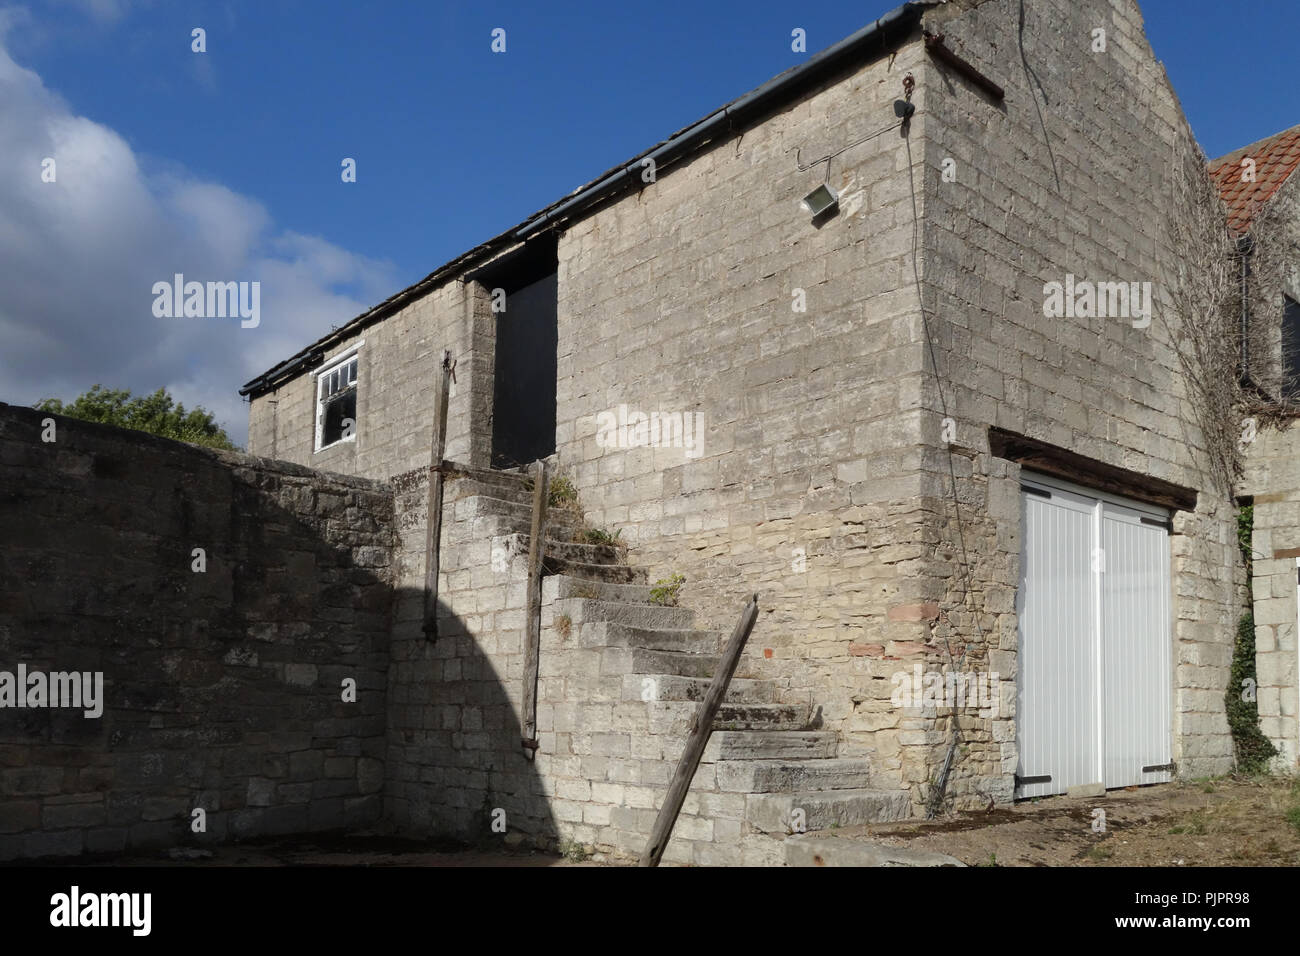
[[800, 183, 839, 217]]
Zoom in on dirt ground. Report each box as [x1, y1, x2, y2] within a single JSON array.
[[834, 775, 1300, 866], [35, 776, 1300, 867], [55, 833, 588, 867]]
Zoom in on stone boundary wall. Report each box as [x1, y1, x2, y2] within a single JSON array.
[[0, 402, 392, 861], [385, 467, 567, 847]]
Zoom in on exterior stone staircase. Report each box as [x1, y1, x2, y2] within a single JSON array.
[[443, 463, 910, 863]]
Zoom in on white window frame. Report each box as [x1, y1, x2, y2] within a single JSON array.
[[313, 341, 363, 452]]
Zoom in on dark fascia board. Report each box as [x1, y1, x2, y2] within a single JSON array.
[[989, 427, 1198, 513], [239, 1, 933, 399]]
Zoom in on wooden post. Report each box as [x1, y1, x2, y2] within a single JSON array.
[[520, 459, 548, 755], [422, 350, 454, 639], [639, 594, 760, 867]]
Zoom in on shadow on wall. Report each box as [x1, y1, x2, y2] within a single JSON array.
[[386, 576, 560, 849], [0, 402, 556, 861]]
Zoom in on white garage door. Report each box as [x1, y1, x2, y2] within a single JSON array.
[[1016, 473, 1173, 798]]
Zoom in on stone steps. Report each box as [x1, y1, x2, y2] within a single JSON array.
[[648, 702, 810, 734], [445, 475, 533, 505], [745, 789, 911, 834], [451, 497, 585, 543], [624, 673, 775, 704], [542, 555, 645, 584], [457, 465, 916, 854], [558, 597, 695, 630], [615, 647, 730, 679], [545, 574, 655, 605], [470, 496, 586, 534], [715, 758, 874, 793], [517, 534, 626, 568], [577, 621, 722, 654], [714, 703, 808, 732], [702, 731, 839, 762], [453, 498, 529, 528]]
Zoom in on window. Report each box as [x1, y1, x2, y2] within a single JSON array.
[[315, 347, 360, 451], [1283, 296, 1300, 402]]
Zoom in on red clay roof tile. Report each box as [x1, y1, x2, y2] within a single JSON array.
[[1209, 124, 1300, 234]]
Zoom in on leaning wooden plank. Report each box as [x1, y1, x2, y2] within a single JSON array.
[[421, 349, 454, 639], [520, 459, 549, 755], [639, 594, 760, 867]]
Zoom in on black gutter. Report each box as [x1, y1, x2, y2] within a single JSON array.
[[514, 2, 928, 241], [240, 1, 931, 399], [239, 348, 322, 400]]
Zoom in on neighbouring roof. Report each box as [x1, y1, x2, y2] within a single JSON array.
[[1209, 123, 1300, 234], [240, 2, 938, 398]]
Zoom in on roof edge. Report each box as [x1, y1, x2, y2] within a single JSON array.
[[240, 1, 930, 398], [1209, 122, 1300, 169]]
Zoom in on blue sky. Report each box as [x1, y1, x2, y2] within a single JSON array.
[[0, 0, 1295, 443]]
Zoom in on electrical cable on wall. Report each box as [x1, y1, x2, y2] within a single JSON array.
[[1018, 0, 1061, 193], [897, 76, 991, 817], [793, 119, 905, 179], [791, 74, 992, 816]]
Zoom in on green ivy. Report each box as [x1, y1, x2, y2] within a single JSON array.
[[1227, 604, 1277, 775], [1229, 505, 1275, 774], [1237, 503, 1254, 575]]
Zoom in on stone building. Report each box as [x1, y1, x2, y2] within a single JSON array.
[[227, 0, 1293, 863], [1215, 124, 1300, 771]]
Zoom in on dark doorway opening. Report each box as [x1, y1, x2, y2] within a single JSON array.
[[477, 237, 558, 469]]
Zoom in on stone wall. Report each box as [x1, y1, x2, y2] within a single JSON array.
[[249, 30, 941, 807], [247, 279, 495, 479], [383, 466, 553, 843], [382, 465, 790, 865], [913, 0, 1239, 797], [241, 0, 1248, 818], [551, 35, 934, 805], [1240, 421, 1300, 769], [1236, 151, 1300, 772], [0, 402, 391, 861]]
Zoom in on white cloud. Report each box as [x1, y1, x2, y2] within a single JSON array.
[[48, 0, 149, 24], [0, 25, 396, 446]]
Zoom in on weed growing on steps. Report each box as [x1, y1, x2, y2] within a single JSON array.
[[650, 573, 685, 607], [520, 471, 579, 510], [580, 527, 622, 547], [547, 475, 579, 509]]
